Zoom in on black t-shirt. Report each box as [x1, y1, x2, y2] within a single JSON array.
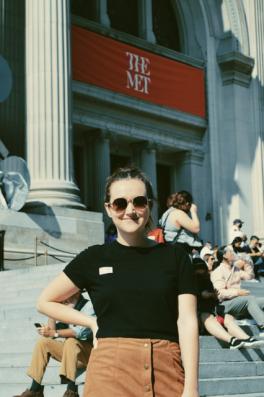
[[64, 240, 197, 342]]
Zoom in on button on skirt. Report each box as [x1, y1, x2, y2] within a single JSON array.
[[84, 337, 184, 397]]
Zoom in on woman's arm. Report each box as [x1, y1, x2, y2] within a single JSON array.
[[37, 272, 98, 341], [177, 294, 199, 397], [173, 205, 200, 234]]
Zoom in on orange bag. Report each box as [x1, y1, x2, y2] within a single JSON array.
[[147, 227, 165, 243]]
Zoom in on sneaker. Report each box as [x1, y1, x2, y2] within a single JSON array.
[[229, 337, 245, 350], [242, 337, 264, 349], [13, 390, 44, 397], [258, 326, 264, 338], [63, 390, 79, 397]]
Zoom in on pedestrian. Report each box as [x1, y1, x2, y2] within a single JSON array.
[[36, 167, 199, 397]]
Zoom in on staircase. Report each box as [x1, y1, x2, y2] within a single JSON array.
[[0, 266, 264, 396]]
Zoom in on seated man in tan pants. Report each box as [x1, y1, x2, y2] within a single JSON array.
[[14, 291, 95, 397]]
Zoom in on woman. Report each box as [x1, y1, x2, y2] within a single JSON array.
[[159, 191, 201, 253], [37, 167, 199, 397]]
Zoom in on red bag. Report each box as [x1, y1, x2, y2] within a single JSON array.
[[147, 227, 165, 243]]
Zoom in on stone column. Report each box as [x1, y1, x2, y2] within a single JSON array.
[[174, 151, 209, 240], [138, 0, 156, 43], [244, 0, 264, 240], [132, 141, 158, 223], [91, 130, 111, 213], [25, 0, 83, 209]]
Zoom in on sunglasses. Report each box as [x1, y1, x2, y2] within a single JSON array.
[[107, 196, 151, 213]]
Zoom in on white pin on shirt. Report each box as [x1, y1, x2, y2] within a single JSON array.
[[99, 266, 113, 275]]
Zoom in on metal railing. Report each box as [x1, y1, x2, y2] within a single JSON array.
[[3, 237, 78, 267]]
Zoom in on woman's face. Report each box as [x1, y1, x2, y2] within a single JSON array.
[[105, 178, 150, 236]]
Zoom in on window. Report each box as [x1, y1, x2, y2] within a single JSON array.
[[152, 0, 181, 52], [107, 0, 139, 36], [71, 0, 97, 21]]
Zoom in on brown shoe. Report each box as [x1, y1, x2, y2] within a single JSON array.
[[13, 389, 44, 397], [62, 390, 79, 397]]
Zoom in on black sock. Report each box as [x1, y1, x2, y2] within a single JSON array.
[[67, 381, 77, 392], [30, 380, 43, 392]]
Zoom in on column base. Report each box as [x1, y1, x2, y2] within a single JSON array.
[[26, 181, 85, 210]]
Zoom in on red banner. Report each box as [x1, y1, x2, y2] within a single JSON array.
[[72, 25, 205, 118]]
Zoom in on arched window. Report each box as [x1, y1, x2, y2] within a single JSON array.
[[107, 0, 139, 36], [152, 0, 181, 52], [71, 0, 182, 53]]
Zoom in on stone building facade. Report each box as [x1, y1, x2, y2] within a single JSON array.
[[0, 0, 263, 252]]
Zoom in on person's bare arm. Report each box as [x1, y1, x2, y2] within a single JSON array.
[[178, 294, 199, 397], [37, 272, 98, 345], [172, 205, 200, 234]]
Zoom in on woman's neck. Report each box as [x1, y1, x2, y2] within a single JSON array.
[[117, 232, 154, 247]]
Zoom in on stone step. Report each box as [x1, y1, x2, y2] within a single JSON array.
[[199, 375, 264, 395], [0, 384, 85, 397], [0, 306, 46, 321], [206, 394, 264, 397], [0, 263, 65, 278], [200, 347, 264, 362], [1, 353, 264, 379], [0, 364, 86, 384], [200, 361, 264, 378]]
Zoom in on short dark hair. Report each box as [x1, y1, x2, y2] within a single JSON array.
[[232, 236, 243, 245], [250, 235, 259, 241], [104, 166, 154, 205]]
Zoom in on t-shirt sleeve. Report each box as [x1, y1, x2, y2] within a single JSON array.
[[63, 249, 90, 290], [174, 244, 198, 295]]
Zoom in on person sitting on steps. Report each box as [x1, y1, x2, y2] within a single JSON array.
[[211, 246, 264, 338], [195, 259, 264, 349], [14, 291, 95, 397]]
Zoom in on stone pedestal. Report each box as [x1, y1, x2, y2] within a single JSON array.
[[0, 208, 104, 269]]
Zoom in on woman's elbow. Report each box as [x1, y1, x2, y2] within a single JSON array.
[[36, 296, 47, 314], [192, 225, 200, 234]]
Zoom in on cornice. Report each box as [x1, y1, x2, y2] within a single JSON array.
[[72, 81, 207, 131]]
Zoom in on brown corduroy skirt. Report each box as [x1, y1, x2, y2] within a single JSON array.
[[84, 337, 184, 397]]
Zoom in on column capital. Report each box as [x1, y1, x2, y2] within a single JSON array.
[[132, 140, 157, 152], [182, 150, 204, 165]]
